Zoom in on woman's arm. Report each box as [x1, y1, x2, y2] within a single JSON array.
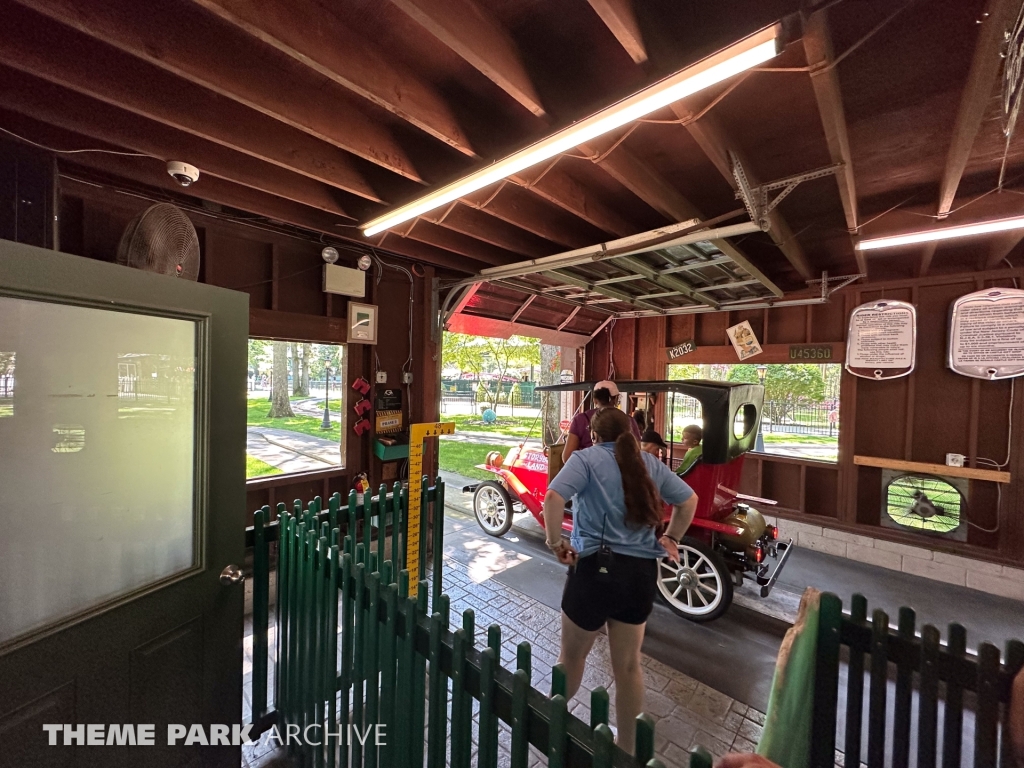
[[561, 433, 580, 463], [663, 495, 698, 541], [542, 489, 577, 565]]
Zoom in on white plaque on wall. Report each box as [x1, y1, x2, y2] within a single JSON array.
[[846, 300, 916, 379], [948, 288, 1024, 380]]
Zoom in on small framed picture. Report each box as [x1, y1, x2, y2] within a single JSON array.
[[347, 302, 378, 345]]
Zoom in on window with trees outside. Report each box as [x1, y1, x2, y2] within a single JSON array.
[[246, 339, 346, 479], [667, 363, 841, 462]]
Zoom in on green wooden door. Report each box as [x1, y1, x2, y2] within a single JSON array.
[[0, 240, 248, 768]]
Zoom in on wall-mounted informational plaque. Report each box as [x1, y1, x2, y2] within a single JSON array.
[[948, 288, 1024, 380], [846, 300, 916, 379]]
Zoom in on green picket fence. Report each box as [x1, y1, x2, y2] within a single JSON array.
[[246, 478, 695, 768], [809, 592, 1023, 768]]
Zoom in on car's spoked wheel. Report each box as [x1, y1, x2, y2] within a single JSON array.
[[473, 481, 514, 537], [657, 538, 733, 622]]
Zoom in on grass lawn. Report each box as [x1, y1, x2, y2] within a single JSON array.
[[247, 399, 341, 443], [440, 413, 541, 438], [763, 433, 837, 446], [439, 440, 507, 481], [246, 455, 282, 478]]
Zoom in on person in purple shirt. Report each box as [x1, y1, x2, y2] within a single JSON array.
[[561, 380, 641, 464]]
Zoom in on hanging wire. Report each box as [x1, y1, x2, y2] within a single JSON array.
[[0, 125, 153, 158]]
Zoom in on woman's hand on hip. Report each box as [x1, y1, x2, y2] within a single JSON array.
[[658, 534, 680, 564], [547, 538, 578, 565]]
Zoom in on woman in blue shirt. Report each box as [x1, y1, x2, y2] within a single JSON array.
[[543, 407, 697, 754]]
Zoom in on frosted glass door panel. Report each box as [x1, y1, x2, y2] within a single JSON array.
[[0, 296, 197, 645]]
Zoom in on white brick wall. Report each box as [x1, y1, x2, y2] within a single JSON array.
[[766, 516, 1024, 602]]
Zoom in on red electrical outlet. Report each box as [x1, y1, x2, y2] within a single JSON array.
[[351, 376, 371, 395], [353, 418, 371, 436], [353, 398, 372, 416]]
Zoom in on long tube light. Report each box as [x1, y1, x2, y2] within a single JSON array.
[[855, 215, 1024, 251], [362, 26, 781, 237]]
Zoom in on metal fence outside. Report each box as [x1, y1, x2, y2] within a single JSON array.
[[668, 395, 840, 437], [440, 391, 542, 414]]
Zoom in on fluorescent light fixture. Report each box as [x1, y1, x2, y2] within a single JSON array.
[[856, 215, 1024, 251], [363, 26, 781, 237]]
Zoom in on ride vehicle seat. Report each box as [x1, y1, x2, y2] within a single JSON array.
[[675, 445, 702, 477]]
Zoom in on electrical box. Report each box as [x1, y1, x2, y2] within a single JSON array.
[[375, 388, 404, 434], [322, 264, 366, 298]]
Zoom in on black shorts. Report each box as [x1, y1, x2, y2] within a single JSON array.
[[561, 551, 658, 632]]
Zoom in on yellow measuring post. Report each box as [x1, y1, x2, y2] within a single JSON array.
[[405, 421, 455, 598]]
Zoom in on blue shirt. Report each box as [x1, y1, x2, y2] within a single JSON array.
[[548, 443, 695, 560]]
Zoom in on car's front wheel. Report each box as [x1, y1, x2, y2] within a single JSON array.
[[473, 481, 514, 537], [656, 537, 733, 622]]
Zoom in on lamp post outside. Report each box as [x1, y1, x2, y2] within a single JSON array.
[[321, 367, 332, 430], [755, 364, 768, 452]]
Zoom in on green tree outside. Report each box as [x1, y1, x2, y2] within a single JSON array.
[[727, 364, 826, 424]]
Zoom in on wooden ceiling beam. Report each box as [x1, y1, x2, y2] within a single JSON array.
[[675, 105, 815, 280], [187, 0, 475, 156], [389, 0, 545, 117], [461, 185, 598, 249], [376, 233, 488, 274], [0, 5, 383, 203], [424, 204, 558, 259], [0, 70, 355, 220], [918, 242, 938, 277], [514, 161, 635, 237], [802, 7, 865, 276], [936, 0, 1017, 219], [984, 231, 1024, 269], [398, 220, 520, 267], [585, 0, 647, 64], [14, 0, 422, 182]]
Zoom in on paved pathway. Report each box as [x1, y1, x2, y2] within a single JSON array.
[[246, 426, 341, 474]]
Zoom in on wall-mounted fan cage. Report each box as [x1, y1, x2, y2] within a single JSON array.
[[115, 203, 200, 281], [879, 470, 967, 541]]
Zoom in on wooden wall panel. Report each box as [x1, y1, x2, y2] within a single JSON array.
[[204, 231, 272, 310], [695, 311, 729, 347], [763, 306, 804, 344], [805, 465, 839, 519], [666, 314, 696, 347], [274, 241, 327, 315], [635, 318, 666, 379], [853, 377, 908, 459], [911, 281, 973, 464], [809, 299, 846, 342], [761, 461, 802, 512]]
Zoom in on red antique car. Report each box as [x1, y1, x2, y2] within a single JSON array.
[[463, 380, 793, 621]]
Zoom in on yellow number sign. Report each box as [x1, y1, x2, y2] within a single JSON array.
[[406, 421, 455, 597]]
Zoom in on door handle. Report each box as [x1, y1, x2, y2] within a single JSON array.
[[219, 565, 245, 586]]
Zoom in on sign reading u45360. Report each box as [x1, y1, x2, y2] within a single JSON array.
[[789, 345, 833, 360]]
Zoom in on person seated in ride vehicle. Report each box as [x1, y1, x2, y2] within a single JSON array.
[[676, 424, 703, 475], [640, 429, 667, 459], [562, 380, 641, 463]]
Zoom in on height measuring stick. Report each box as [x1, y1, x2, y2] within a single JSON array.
[[405, 421, 454, 597]]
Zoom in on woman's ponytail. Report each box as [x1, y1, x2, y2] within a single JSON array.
[[591, 408, 663, 529]]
